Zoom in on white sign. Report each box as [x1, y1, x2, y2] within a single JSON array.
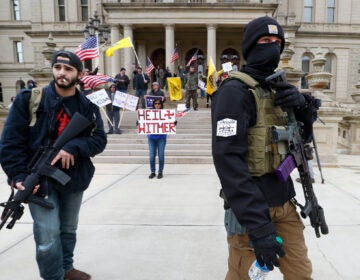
[[177, 103, 187, 111], [86, 89, 112, 107], [222, 62, 233, 73], [198, 79, 206, 91], [113, 91, 139, 111], [137, 109, 176, 135]]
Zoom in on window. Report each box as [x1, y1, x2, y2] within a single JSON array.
[[325, 53, 336, 90], [80, 0, 88, 21], [303, 0, 313, 23], [14, 41, 23, 63], [58, 0, 66, 21], [12, 0, 20, 20], [327, 0, 335, 23], [301, 54, 312, 89]]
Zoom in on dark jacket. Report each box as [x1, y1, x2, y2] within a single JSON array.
[[148, 89, 165, 100], [134, 72, 150, 91], [211, 78, 313, 240], [0, 81, 107, 194], [114, 73, 130, 91]]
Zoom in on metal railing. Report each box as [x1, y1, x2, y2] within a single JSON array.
[[110, 0, 269, 4]]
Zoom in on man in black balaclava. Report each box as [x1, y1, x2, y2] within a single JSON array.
[[211, 16, 313, 279]]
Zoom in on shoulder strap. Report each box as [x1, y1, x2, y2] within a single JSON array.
[[228, 71, 259, 89], [29, 87, 43, 127]]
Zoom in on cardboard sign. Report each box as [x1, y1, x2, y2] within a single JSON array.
[[222, 62, 233, 73], [86, 89, 112, 107], [113, 91, 139, 111], [198, 79, 206, 91], [137, 109, 176, 135]]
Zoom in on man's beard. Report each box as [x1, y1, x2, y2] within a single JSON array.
[[54, 75, 78, 89]]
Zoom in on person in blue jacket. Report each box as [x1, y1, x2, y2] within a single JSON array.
[[0, 50, 107, 280]]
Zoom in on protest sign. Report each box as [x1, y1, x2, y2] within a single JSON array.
[[222, 62, 233, 73], [137, 109, 176, 135], [113, 91, 139, 111], [145, 95, 165, 108], [86, 89, 111, 107]]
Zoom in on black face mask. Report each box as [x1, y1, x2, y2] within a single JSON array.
[[242, 42, 281, 82]]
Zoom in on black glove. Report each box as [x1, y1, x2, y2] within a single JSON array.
[[251, 233, 285, 270], [269, 80, 306, 108]]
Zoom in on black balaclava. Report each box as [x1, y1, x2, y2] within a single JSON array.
[[240, 16, 285, 85]]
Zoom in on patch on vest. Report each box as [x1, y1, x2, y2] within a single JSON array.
[[216, 118, 237, 137]]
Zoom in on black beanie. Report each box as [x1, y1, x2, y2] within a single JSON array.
[[242, 16, 285, 60], [51, 50, 83, 72]]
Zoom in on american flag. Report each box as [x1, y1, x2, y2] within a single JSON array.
[[186, 49, 199, 67], [145, 57, 155, 75], [170, 48, 179, 63], [80, 74, 115, 89], [75, 36, 99, 61], [175, 108, 190, 120]]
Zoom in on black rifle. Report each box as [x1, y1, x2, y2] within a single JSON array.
[[266, 70, 329, 238], [0, 112, 91, 230]]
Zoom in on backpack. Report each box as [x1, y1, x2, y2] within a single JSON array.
[[28, 87, 43, 127]]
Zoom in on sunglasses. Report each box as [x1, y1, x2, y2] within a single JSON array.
[[154, 103, 161, 105]]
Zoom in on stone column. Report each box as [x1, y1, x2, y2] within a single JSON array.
[[110, 24, 120, 77], [165, 24, 175, 74], [306, 48, 349, 165], [207, 24, 217, 68], [123, 24, 134, 75], [137, 40, 146, 70]]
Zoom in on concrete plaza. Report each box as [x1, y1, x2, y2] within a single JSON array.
[[0, 156, 359, 279]]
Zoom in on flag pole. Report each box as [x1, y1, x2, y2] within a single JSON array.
[[94, 33, 100, 71], [101, 106, 113, 127], [118, 94, 129, 129]]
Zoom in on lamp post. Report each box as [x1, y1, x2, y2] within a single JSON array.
[[82, 10, 110, 71]]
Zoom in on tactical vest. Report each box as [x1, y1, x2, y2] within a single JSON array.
[[227, 71, 288, 176]]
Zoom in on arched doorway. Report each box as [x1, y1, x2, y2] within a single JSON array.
[[185, 48, 205, 73], [150, 48, 165, 83], [220, 48, 240, 71]]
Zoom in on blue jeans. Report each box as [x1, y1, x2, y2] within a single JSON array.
[[148, 137, 166, 174], [29, 187, 84, 280], [136, 89, 147, 109]]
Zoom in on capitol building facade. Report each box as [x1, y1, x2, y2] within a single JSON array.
[[1, 0, 360, 156]]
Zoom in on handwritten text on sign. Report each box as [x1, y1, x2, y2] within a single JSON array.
[[137, 109, 176, 135], [113, 91, 139, 111], [86, 89, 112, 107]]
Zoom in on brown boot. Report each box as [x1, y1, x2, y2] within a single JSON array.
[[64, 268, 91, 280]]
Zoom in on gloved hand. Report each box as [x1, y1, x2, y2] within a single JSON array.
[[269, 80, 306, 108], [251, 233, 285, 270]]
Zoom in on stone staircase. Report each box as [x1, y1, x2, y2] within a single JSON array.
[[94, 105, 213, 164]]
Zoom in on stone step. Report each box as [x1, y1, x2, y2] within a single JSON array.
[[106, 138, 211, 144], [93, 155, 214, 164], [101, 149, 211, 157], [106, 143, 211, 150]]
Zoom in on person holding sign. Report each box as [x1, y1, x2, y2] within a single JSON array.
[[105, 84, 121, 134], [147, 99, 171, 179]]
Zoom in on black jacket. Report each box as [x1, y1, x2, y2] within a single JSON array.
[[114, 73, 130, 91], [0, 81, 107, 194], [211, 78, 313, 240], [134, 72, 150, 91]]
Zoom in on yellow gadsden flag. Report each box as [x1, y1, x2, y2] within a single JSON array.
[[105, 37, 133, 57], [206, 57, 217, 95], [167, 77, 182, 101]]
